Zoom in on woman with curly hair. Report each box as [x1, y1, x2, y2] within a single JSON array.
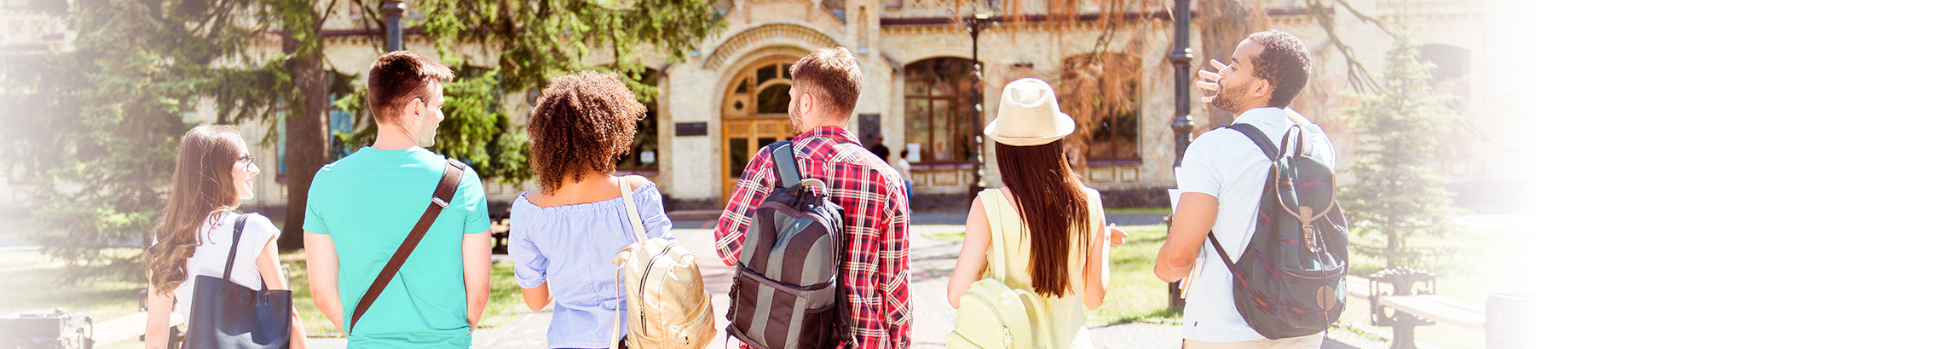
[[143, 125, 307, 349], [508, 71, 673, 349]]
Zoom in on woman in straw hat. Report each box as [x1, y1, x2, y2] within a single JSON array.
[[946, 78, 1130, 349]]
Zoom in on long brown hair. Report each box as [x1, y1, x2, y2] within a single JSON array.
[[994, 139, 1091, 297], [146, 125, 246, 294]]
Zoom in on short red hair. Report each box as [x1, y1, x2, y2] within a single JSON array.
[[789, 47, 862, 116]]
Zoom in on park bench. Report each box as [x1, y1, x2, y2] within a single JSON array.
[[1365, 267, 1535, 349]]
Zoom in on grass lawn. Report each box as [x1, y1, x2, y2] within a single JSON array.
[[0, 249, 147, 321], [0, 250, 529, 348], [920, 224, 1183, 325], [927, 216, 1536, 349], [1087, 224, 1183, 325]]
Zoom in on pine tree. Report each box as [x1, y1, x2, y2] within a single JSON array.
[[0, 0, 300, 281], [0, 0, 727, 280], [1339, 26, 1466, 270]]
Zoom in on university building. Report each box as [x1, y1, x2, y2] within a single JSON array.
[[3, 0, 1528, 214]]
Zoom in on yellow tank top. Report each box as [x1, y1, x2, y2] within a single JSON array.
[[978, 188, 1105, 349]]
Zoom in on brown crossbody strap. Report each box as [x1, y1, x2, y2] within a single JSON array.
[[348, 159, 465, 334]]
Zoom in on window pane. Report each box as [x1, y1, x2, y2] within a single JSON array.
[[954, 98, 975, 162], [908, 99, 930, 161], [730, 138, 750, 178], [758, 65, 777, 84], [932, 99, 953, 161], [757, 84, 791, 114]]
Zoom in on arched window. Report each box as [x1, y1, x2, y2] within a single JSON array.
[[723, 61, 793, 118], [904, 58, 977, 164], [1060, 53, 1141, 163]]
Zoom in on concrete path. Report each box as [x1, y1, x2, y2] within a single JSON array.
[[308, 219, 1366, 349]]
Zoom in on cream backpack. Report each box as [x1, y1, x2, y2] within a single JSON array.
[[947, 192, 1053, 349], [610, 176, 717, 349]]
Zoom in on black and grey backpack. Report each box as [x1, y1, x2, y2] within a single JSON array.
[[725, 141, 854, 349]]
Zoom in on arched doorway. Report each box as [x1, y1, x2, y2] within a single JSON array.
[[719, 57, 800, 201]]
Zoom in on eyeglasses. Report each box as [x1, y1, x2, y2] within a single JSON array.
[[237, 155, 254, 167]]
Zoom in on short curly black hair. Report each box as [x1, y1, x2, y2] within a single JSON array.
[[526, 71, 644, 193], [1247, 30, 1312, 106]]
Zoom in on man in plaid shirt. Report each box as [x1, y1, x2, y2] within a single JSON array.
[[714, 47, 912, 349]]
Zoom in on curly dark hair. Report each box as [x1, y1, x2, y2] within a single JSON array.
[[526, 71, 644, 193], [1247, 30, 1312, 106]]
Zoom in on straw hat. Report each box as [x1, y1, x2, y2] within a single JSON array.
[[984, 78, 1076, 146]]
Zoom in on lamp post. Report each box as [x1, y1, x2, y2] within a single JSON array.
[[966, 11, 992, 195], [1166, 0, 1196, 312], [382, 1, 405, 52]]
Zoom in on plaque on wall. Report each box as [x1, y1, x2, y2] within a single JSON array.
[[674, 122, 707, 136], [858, 113, 882, 145]]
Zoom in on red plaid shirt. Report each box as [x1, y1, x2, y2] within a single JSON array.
[[714, 127, 911, 349]]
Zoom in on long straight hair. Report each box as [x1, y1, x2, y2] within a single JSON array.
[[993, 139, 1091, 297], [146, 125, 246, 294]]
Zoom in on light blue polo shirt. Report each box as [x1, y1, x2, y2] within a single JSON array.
[[305, 146, 489, 348]]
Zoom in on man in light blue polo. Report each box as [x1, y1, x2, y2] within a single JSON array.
[[303, 51, 493, 348]]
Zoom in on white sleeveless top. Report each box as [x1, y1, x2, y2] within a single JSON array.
[[167, 211, 281, 323]]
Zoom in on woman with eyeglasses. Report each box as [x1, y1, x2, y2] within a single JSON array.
[[143, 125, 307, 349]]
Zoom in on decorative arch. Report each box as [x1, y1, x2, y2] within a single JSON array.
[[703, 23, 840, 71]]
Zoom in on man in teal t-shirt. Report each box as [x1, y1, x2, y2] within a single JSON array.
[[303, 51, 492, 348]]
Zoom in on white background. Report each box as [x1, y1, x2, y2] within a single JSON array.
[[1523, 0, 1934, 347]]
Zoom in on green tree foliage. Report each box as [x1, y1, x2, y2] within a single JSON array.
[[333, 0, 728, 182], [1, 0, 727, 281], [1339, 28, 1466, 269], [0, 0, 311, 282]]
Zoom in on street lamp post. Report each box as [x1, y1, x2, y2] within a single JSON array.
[[966, 11, 992, 195], [382, 1, 405, 52], [1166, 0, 1196, 312]]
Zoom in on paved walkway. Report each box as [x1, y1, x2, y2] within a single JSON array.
[[318, 219, 1360, 349]]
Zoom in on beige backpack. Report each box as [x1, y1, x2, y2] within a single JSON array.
[[610, 176, 717, 349], [947, 191, 1053, 349]]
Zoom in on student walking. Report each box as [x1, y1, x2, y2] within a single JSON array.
[[303, 51, 493, 348], [714, 47, 912, 349], [508, 71, 683, 348], [945, 78, 1128, 349], [894, 149, 912, 199], [144, 125, 308, 349], [1156, 30, 1346, 349]]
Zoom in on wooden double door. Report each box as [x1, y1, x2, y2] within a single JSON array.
[[719, 118, 794, 202]]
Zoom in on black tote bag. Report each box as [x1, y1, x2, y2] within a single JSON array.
[[184, 213, 292, 349]]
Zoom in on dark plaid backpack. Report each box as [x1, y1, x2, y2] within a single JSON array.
[[725, 141, 855, 349], [1206, 123, 1351, 339]]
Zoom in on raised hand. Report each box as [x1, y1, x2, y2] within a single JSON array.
[[1195, 59, 1229, 104]]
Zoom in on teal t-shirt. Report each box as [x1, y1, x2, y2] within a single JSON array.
[[304, 147, 488, 348]]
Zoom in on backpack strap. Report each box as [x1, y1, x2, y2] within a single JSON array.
[[218, 213, 252, 282], [1219, 124, 1280, 160], [348, 158, 464, 334], [611, 177, 642, 349], [978, 189, 1010, 283]]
